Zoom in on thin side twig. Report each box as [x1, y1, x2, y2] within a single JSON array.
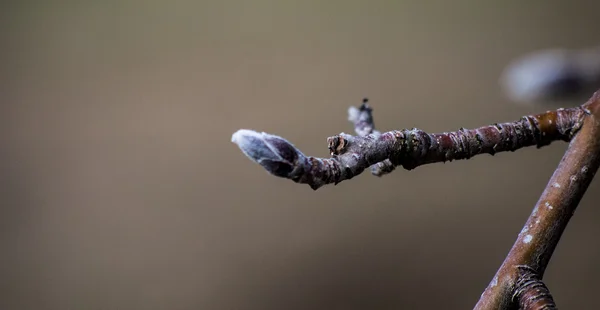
[[347, 98, 395, 176], [474, 91, 600, 310], [232, 105, 585, 190]]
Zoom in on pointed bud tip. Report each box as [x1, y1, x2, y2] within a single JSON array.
[[231, 129, 258, 145], [231, 129, 268, 163]]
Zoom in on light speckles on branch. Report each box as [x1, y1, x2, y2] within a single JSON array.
[[233, 102, 586, 190]]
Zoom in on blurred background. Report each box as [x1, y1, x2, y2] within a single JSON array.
[[2, 1, 600, 309]]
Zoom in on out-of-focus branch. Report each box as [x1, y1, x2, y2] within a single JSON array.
[[474, 91, 600, 310], [232, 105, 584, 190]]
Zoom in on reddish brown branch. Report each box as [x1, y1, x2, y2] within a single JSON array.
[[474, 91, 600, 310], [233, 91, 600, 308], [232, 106, 585, 190]]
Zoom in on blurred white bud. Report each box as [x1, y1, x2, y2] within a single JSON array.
[[501, 46, 600, 105]]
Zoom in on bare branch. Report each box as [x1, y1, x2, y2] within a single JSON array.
[[233, 90, 600, 308], [474, 91, 600, 310], [233, 106, 585, 190]]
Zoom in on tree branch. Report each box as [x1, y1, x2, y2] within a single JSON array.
[[232, 104, 585, 190], [232, 91, 600, 309], [474, 91, 600, 310]]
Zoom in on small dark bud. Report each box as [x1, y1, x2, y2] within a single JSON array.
[[232, 129, 302, 178]]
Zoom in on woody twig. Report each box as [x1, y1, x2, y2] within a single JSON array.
[[233, 100, 585, 190], [232, 91, 600, 309]]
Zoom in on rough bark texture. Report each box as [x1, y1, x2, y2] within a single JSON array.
[[233, 106, 585, 190], [232, 91, 600, 309], [512, 266, 557, 310]]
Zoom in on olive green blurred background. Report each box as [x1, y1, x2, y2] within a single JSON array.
[[2, 1, 600, 309]]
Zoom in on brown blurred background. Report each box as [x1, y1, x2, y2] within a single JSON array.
[[2, 1, 600, 309]]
